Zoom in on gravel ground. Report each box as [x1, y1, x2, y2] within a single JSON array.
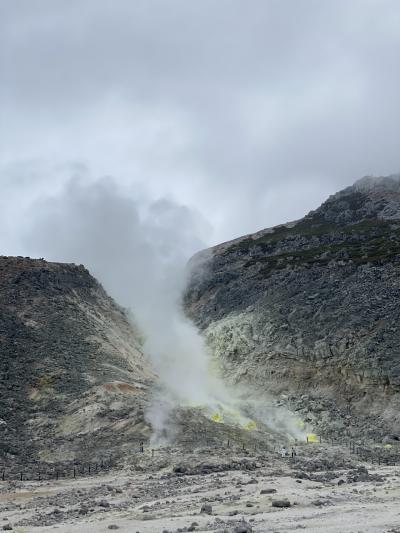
[[0, 443, 399, 533]]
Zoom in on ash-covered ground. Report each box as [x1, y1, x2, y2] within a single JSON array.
[[1, 439, 400, 533]]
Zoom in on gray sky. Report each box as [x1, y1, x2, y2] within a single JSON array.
[[1, 0, 400, 251]]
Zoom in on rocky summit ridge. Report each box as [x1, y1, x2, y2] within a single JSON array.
[[184, 175, 400, 442]]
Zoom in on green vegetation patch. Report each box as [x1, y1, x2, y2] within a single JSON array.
[[227, 217, 400, 278], [226, 216, 400, 255]]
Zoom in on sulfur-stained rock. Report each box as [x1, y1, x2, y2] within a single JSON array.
[[184, 175, 400, 440]]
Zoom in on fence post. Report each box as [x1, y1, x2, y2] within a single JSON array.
[[2, 471, 4, 481], [20, 472, 23, 481], [73, 468, 76, 479]]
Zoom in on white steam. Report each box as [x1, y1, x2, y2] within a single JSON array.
[[7, 171, 305, 443], [19, 175, 235, 437]]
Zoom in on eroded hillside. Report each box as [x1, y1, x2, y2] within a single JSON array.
[[184, 176, 400, 442], [0, 256, 154, 466]]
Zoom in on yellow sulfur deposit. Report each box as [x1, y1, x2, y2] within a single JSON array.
[[307, 433, 319, 443], [211, 412, 223, 423], [244, 420, 257, 430]]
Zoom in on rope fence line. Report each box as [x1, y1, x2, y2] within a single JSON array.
[[179, 433, 400, 466], [302, 435, 400, 466], [0, 456, 115, 482], [1, 435, 399, 481], [0, 439, 150, 482]]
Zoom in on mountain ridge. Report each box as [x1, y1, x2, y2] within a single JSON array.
[[184, 175, 400, 441]]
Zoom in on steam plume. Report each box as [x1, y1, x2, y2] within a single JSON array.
[[21, 175, 233, 436], [11, 172, 305, 442]]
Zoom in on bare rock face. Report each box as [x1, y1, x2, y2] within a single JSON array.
[[184, 175, 400, 441], [0, 256, 154, 466]]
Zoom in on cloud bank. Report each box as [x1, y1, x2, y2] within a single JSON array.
[[1, 0, 400, 244]]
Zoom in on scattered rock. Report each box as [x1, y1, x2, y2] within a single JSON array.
[[233, 523, 253, 533], [260, 488, 277, 494], [312, 500, 329, 507], [272, 499, 291, 508], [174, 465, 187, 475], [200, 503, 212, 515], [99, 500, 110, 508]]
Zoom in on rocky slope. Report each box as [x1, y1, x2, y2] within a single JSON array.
[[0, 256, 154, 466], [184, 175, 400, 441]]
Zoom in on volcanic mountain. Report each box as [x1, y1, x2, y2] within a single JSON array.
[[184, 175, 400, 442]]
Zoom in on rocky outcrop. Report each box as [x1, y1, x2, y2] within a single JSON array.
[[184, 175, 400, 441], [0, 256, 154, 466]]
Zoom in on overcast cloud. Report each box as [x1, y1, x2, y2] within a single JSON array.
[[1, 0, 400, 249]]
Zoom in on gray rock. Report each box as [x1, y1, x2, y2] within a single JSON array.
[[272, 499, 291, 508], [200, 503, 212, 514], [99, 500, 110, 508], [260, 488, 277, 494], [233, 524, 253, 533]]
